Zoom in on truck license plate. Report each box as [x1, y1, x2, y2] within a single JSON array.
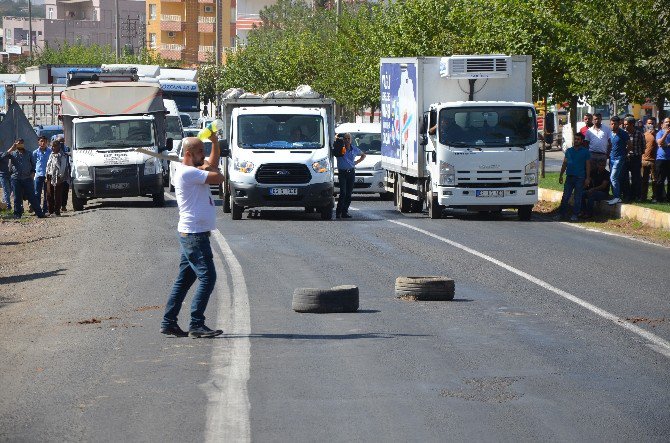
[[476, 190, 504, 198], [270, 188, 298, 196]]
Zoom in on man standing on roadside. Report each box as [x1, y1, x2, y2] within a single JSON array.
[[579, 113, 593, 138], [607, 116, 630, 205], [558, 132, 591, 221], [336, 133, 366, 219], [585, 113, 611, 164], [623, 116, 644, 202], [655, 117, 670, 202], [642, 118, 658, 202], [161, 134, 225, 339], [0, 144, 12, 211], [0, 140, 46, 218], [32, 136, 51, 214]]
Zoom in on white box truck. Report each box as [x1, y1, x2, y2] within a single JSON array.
[[61, 82, 169, 210], [219, 92, 336, 220], [381, 55, 539, 220]]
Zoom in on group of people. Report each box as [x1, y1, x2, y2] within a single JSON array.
[[558, 113, 670, 220], [0, 135, 71, 219]]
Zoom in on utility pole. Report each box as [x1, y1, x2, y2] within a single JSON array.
[[115, 0, 120, 61], [215, 0, 222, 66], [28, 0, 33, 59]]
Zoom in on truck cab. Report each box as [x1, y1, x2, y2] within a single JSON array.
[[222, 96, 335, 220]]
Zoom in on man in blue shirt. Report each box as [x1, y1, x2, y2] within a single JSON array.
[[335, 133, 366, 218], [607, 116, 630, 205], [558, 132, 591, 221], [0, 144, 12, 210], [0, 140, 46, 218], [655, 117, 670, 202], [32, 136, 51, 214]]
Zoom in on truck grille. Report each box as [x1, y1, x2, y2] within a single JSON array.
[[456, 169, 523, 187], [255, 163, 311, 184]]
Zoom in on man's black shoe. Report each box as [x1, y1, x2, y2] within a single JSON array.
[[189, 325, 223, 339], [341, 213, 352, 218], [160, 324, 189, 337]]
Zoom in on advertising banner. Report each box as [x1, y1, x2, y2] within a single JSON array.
[[380, 62, 417, 166]]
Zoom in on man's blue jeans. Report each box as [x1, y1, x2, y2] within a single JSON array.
[[336, 168, 355, 215], [34, 175, 48, 212], [560, 175, 585, 217], [11, 177, 44, 217], [610, 157, 624, 199], [162, 233, 217, 330], [0, 172, 12, 209]]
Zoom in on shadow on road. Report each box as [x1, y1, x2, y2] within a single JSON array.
[[0, 268, 67, 285], [222, 332, 431, 340], [77, 200, 178, 212]]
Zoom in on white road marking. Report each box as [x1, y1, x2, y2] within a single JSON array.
[[390, 219, 670, 359], [202, 230, 251, 442]]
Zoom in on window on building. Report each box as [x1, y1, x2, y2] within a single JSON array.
[[149, 33, 156, 49], [48, 7, 54, 19], [149, 4, 156, 20], [93, 9, 97, 21]]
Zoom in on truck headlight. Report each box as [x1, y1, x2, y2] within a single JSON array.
[[439, 161, 455, 186], [76, 163, 90, 179], [312, 157, 330, 173], [144, 157, 159, 175], [234, 158, 255, 174], [524, 160, 538, 185]]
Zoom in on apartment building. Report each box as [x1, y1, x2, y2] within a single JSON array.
[[145, 0, 268, 65], [3, 0, 145, 55]]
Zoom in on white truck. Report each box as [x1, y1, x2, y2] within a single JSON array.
[[381, 55, 539, 220], [219, 91, 336, 220], [60, 82, 169, 210]]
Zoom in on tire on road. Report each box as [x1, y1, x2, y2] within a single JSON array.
[[395, 276, 455, 301], [292, 285, 359, 313]]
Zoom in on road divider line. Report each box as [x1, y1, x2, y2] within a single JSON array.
[[203, 230, 251, 442], [390, 219, 670, 359]]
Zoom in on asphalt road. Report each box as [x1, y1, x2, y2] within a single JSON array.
[[1, 192, 668, 442]]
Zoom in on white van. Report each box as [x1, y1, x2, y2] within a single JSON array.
[[334, 122, 391, 199]]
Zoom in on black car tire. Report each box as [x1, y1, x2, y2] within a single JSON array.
[[292, 285, 359, 313]]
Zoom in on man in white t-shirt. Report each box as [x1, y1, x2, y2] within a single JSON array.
[[161, 135, 225, 338], [584, 113, 611, 163]]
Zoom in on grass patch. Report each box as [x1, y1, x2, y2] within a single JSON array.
[[539, 172, 563, 191], [581, 218, 670, 246]]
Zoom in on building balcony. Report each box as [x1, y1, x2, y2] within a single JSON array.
[[198, 45, 214, 62], [198, 22, 214, 33], [198, 16, 216, 23], [161, 14, 184, 22], [160, 20, 185, 32], [235, 13, 262, 31], [198, 0, 214, 3], [160, 43, 184, 60]]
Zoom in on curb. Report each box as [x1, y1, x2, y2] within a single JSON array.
[[538, 188, 670, 230]]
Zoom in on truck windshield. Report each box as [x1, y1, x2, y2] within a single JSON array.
[[75, 120, 155, 149], [163, 92, 199, 113], [437, 107, 537, 147], [237, 115, 323, 149], [166, 116, 183, 140]]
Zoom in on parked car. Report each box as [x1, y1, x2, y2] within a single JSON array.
[[334, 122, 391, 199]]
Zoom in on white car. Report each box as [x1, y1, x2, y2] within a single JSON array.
[[334, 122, 391, 199]]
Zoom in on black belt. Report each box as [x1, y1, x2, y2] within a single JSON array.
[[179, 231, 210, 237]]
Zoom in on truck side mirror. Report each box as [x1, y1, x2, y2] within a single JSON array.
[[220, 139, 230, 157], [420, 114, 428, 134]]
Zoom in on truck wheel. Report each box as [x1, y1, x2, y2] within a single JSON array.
[[222, 183, 231, 213], [380, 191, 394, 201], [305, 206, 315, 213], [163, 170, 170, 188], [518, 205, 533, 221], [152, 190, 165, 207], [72, 193, 85, 211], [395, 276, 455, 301], [292, 285, 359, 313], [231, 195, 243, 220], [427, 183, 442, 219], [319, 205, 333, 220], [396, 176, 412, 213]]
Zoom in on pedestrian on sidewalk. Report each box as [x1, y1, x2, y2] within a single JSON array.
[[558, 132, 591, 221], [0, 144, 12, 211], [655, 117, 670, 202], [607, 116, 630, 205], [161, 135, 225, 339], [623, 117, 644, 202], [582, 159, 610, 218], [642, 118, 657, 202], [0, 140, 46, 218], [45, 139, 68, 216], [32, 136, 51, 214], [585, 113, 611, 164]]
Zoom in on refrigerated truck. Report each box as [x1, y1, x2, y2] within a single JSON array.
[[381, 55, 539, 220]]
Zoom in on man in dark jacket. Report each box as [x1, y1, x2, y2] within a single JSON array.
[[0, 140, 46, 218]]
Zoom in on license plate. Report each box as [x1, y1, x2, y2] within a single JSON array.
[[270, 188, 298, 196], [476, 190, 504, 198], [106, 183, 129, 190], [356, 177, 365, 183]]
